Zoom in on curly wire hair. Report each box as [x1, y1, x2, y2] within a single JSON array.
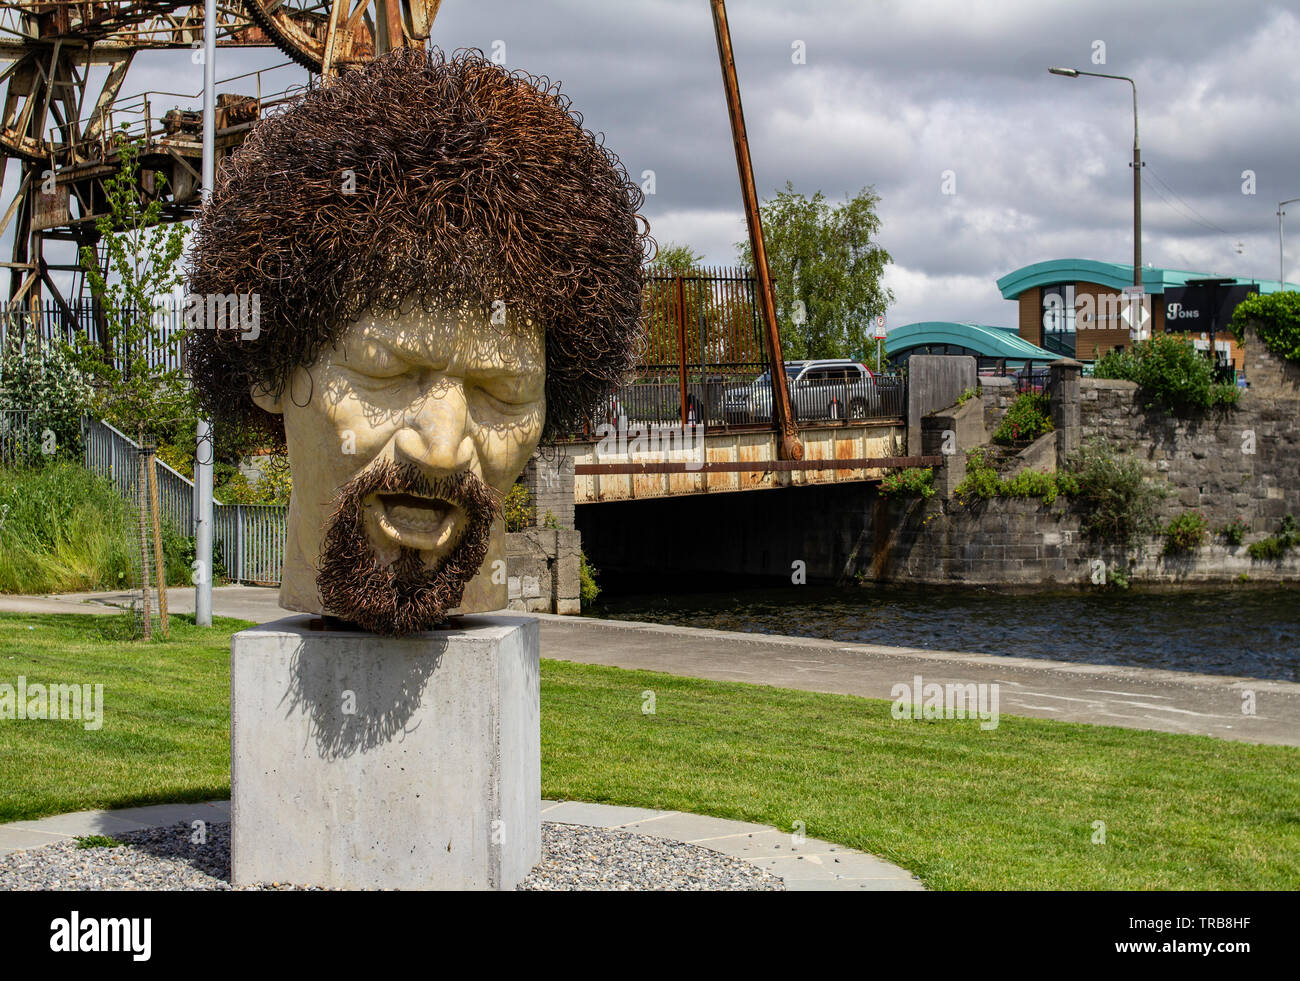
[[186, 46, 651, 442]]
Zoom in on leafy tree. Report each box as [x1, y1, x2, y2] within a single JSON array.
[[738, 182, 893, 362], [650, 242, 705, 273], [72, 127, 189, 439], [1230, 290, 1300, 362]]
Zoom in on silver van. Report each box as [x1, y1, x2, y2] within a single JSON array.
[[723, 360, 878, 423]]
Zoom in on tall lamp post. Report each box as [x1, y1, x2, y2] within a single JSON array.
[[1049, 68, 1142, 290], [1278, 197, 1300, 290], [194, 0, 216, 627]]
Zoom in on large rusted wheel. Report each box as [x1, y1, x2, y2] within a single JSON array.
[[241, 0, 442, 73]]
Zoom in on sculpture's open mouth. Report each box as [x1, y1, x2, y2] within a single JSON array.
[[368, 491, 464, 553]]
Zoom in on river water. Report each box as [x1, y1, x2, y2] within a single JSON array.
[[593, 584, 1300, 682]]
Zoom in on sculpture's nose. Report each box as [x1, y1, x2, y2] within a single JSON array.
[[392, 380, 476, 477]]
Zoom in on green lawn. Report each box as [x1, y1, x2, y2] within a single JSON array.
[[1, 612, 1297, 890]]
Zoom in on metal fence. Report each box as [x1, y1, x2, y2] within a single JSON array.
[[214, 503, 286, 586], [84, 418, 195, 534], [573, 267, 905, 436], [0, 408, 37, 466], [0, 300, 188, 381], [82, 417, 287, 586]]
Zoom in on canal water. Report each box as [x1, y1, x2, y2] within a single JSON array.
[[592, 583, 1300, 682]]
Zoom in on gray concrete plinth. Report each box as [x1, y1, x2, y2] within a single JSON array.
[[230, 614, 540, 890]]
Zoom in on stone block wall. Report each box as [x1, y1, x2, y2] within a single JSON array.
[[864, 337, 1300, 587], [520, 451, 575, 530], [979, 376, 1017, 435], [505, 527, 582, 615], [1078, 379, 1299, 533]]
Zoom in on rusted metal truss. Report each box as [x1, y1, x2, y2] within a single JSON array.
[[0, 0, 442, 304]]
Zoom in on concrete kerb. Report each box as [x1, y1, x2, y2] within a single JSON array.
[[0, 799, 923, 891]]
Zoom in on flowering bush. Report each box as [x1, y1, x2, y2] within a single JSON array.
[[0, 344, 93, 463], [992, 392, 1053, 445]]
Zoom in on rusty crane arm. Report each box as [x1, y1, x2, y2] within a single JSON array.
[[709, 0, 803, 461]]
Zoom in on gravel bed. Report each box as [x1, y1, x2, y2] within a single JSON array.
[[0, 821, 783, 891]]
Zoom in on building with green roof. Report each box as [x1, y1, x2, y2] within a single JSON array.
[[885, 321, 1058, 373], [994, 257, 1286, 369]]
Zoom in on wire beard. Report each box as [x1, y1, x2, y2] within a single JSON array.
[[316, 460, 501, 636]]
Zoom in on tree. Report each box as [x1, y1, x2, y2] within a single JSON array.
[[650, 241, 705, 273], [738, 182, 893, 362], [73, 127, 190, 439]]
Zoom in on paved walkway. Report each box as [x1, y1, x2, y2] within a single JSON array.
[[1, 587, 1296, 745], [0, 799, 921, 891], [538, 614, 1300, 746]]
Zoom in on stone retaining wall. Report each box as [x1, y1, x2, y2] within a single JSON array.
[[505, 527, 582, 614]]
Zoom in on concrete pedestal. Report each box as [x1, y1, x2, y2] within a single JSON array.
[[230, 614, 540, 890]]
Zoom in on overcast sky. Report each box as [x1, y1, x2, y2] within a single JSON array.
[[11, 0, 1299, 333]]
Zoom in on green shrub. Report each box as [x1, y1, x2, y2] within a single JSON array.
[[579, 550, 600, 607], [880, 467, 935, 498], [954, 448, 1001, 501], [1094, 334, 1220, 416], [1210, 382, 1240, 408], [955, 386, 980, 406], [503, 482, 534, 532], [1093, 346, 1139, 381], [992, 392, 1053, 445], [1219, 517, 1248, 546], [1163, 511, 1208, 554], [1230, 290, 1300, 361], [1066, 438, 1165, 547], [1247, 515, 1299, 561]]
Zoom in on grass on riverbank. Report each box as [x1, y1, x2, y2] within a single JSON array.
[[1, 613, 1296, 890]]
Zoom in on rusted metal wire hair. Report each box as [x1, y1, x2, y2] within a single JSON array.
[[186, 46, 652, 442]]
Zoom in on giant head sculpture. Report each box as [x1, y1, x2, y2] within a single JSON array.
[[187, 47, 648, 635]]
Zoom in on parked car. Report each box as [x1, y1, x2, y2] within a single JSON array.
[[723, 360, 878, 423]]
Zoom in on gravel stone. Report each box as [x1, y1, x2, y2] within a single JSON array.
[[0, 821, 784, 891]]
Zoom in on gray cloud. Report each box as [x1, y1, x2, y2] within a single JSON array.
[[8, 0, 1297, 334]]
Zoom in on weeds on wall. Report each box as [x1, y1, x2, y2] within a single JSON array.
[[1247, 515, 1299, 561], [1065, 438, 1166, 549], [1162, 512, 1209, 555], [1094, 334, 1238, 415]]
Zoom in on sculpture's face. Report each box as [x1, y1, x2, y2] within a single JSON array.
[[255, 300, 546, 634]]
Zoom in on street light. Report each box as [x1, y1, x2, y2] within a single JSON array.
[[1278, 197, 1300, 290], [194, 0, 216, 627], [1049, 67, 1142, 289]]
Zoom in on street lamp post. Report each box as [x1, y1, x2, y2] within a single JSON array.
[[194, 0, 216, 627], [1279, 198, 1300, 290], [1049, 67, 1142, 290]]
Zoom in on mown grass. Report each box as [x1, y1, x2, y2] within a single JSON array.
[[0, 613, 237, 819], [1, 613, 1296, 889]]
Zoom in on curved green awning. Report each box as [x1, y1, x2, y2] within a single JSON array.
[[996, 257, 1292, 299], [886, 321, 1058, 361]]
